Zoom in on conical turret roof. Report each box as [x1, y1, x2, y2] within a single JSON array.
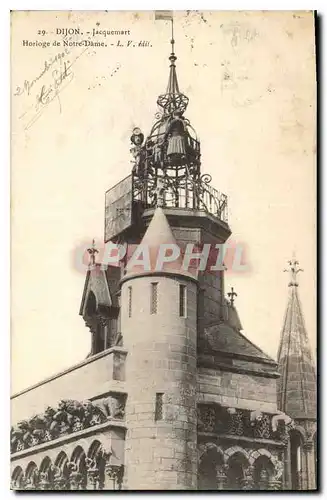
[[123, 208, 196, 281], [276, 258, 316, 420]]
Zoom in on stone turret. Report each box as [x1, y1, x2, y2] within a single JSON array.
[[121, 208, 198, 489]]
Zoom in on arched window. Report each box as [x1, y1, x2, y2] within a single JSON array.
[[290, 430, 303, 490], [86, 291, 97, 316], [85, 291, 107, 355]]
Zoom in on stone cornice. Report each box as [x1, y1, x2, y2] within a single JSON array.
[[197, 431, 286, 448], [198, 354, 280, 378]]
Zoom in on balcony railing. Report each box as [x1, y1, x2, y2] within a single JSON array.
[[132, 173, 228, 224]]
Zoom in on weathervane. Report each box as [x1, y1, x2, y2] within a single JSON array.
[[284, 256, 303, 287], [227, 287, 237, 307], [87, 239, 99, 267]]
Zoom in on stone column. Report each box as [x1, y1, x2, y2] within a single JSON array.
[[85, 458, 102, 490], [67, 465, 83, 491], [241, 465, 255, 490], [38, 473, 50, 490], [304, 441, 316, 490], [282, 440, 292, 489], [257, 469, 269, 490]]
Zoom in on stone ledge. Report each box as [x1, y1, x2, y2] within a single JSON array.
[[11, 347, 128, 399]]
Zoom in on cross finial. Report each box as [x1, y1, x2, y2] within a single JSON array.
[[283, 256, 303, 287], [87, 239, 99, 267], [227, 287, 237, 307]]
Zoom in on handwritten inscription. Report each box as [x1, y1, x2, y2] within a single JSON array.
[[16, 48, 86, 130], [14, 49, 69, 97], [13, 24, 153, 130]]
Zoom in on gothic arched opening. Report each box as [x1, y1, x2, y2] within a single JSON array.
[[290, 430, 303, 490], [85, 291, 105, 355], [70, 445, 87, 490], [54, 451, 70, 489], [226, 452, 249, 490], [253, 455, 274, 490], [86, 291, 97, 316], [11, 466, 24, 490], [198, 446, 224, 490], [24, 461, 38, 489], [87, 439, 106, 489]]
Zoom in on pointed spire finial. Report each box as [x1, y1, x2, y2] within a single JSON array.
[[283, 256, 303, 287], [227, 286, 238, 307], [155, 11, 189, 115], [87, 238, 99, 267]]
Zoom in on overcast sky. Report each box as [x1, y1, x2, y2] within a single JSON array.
[[11, 11, 316, 394]]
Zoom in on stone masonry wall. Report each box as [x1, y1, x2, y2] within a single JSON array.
[[121, 274, 198, 490], [198, 366, 278, 413], [11, 348, 127, 424]]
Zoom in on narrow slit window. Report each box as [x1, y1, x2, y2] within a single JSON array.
[[179, 284, 187, 317], [150, 282, 158, 314], [155, 393, 164, 421], [128, 286, 132, 318]]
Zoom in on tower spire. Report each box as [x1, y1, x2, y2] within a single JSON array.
[[166, 17, 179, 94], [156, 13, 189, 115], [277, 258, 316, 419]]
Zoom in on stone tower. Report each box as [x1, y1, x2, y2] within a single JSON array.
[[121, 208, 198, 489], [103, 26, 231, 490], [277, 258, 317, 490]]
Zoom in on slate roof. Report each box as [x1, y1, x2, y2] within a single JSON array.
[[277, 282, 316, 420], [204, 320, 276, 364], [79, 264, 120, 316]]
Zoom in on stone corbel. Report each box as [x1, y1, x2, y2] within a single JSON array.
[[38, 472, 51, 490], [67, 462, 82, 491], [86, 457, 101, 490], [271, 413, 294, 446], [23, 469, 39, 490], [216, 464, 228, 490]]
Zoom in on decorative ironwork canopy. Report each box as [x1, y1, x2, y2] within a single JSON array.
[[104, 19, 229, 242]]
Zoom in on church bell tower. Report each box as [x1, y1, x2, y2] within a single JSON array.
[[98, 18, 232, 490]]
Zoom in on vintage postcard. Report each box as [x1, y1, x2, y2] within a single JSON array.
[[11, 10, 317, 491]]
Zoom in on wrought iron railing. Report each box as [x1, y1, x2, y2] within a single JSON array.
[[132, 172, 228, 224]]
